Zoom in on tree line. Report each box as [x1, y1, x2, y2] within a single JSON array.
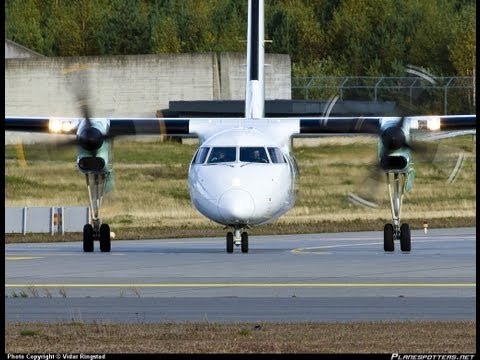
[[5, 0, 476, 79]]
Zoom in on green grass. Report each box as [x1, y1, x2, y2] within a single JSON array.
[[19, 329, 43, 337], [5, 136, 476, 242]]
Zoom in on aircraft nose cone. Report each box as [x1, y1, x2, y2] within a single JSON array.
[[218, 189, 255, 223]]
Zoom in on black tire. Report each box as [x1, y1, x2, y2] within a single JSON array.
[[400, 223, 411, 252], [83, 224, 94, 252], [226, 232, 234, 253], [241, 232, 249, 253], [99, 223, 111, 252], [384, 224, 394, 252]]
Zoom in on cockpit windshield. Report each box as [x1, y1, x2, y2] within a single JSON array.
[[195, 146, 286, 165], [207, 147, 236, 163], [267, 147, 286, 163], [240, 147, 269, 163], [192, 147, 209, 164]]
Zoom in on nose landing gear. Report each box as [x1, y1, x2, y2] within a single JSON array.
[[226, 226, 249, 253]]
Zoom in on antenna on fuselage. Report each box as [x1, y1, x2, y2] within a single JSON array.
[[245, 0, 265, 120]]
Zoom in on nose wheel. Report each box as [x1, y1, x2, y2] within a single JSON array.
[[226, 228, 249, 253], [226, 232, 234, 253], [241, 232, 249, 253]]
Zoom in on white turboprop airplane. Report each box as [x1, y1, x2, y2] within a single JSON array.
[[5, 0, 476, 253]]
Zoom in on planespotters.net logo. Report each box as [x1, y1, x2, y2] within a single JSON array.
[[391, 354, 476, 360]]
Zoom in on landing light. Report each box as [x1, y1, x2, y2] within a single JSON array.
[[427, 117, 441, 131], [49, 119, 63, 133], [49, 119, 75, 133], [61, 121, 74, 132], [232, 178, 241, 187]]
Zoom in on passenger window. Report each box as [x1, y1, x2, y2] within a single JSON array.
[[240, 147, 269, 163], [267, 147, 286, 163], [207, 147, 236, 163], [193, 147, 209, 164]]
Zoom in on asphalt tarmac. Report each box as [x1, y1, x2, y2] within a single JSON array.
[[5, 227, 476, 323]]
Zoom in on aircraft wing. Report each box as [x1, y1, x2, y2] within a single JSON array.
[[5, 117, 77, 133], [108, 118, 190, 136], [5, 116, 196, 137], [296, 117, 382, 135], [4, 116, 267, 144], [291, 115, 476, 136], [5, 114, 475, 139]]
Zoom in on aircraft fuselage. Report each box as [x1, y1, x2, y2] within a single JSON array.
[[188, 127, 298, 227]]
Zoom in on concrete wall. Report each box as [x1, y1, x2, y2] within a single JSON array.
[[5, 39, 44, 59], [219, 53, 291, 100], [5, 52, 291, 118]]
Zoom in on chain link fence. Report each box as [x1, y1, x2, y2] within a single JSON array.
[[292, 76, 476, 115]]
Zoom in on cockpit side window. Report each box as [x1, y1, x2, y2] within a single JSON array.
[[193, 147, 209, 164], [207, 147, 236, 163], [267, 147, 286, 163], [240, 147, 269, 163]]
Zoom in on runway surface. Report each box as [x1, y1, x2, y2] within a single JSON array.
[[5, 227, 476, 323]]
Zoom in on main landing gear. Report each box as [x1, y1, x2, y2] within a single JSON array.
[[83, 222, 111, 253], [83, 173, 111, 253], [226, 227, 249, 253], [384, 172, 411, 252]]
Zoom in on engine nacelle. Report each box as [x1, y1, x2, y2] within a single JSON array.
[[76, 119, 112, 174], [379, 155, 408, 170], [78, 156, 106, 172], [377, 120, 413, 173]]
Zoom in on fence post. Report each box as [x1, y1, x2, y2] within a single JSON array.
[[60, 207, 65, 235], [444, 78, 453, 115], [340, 77, 348, 100], [374, 77, 383, 101], [22, 207, 27, 235], [306, 77, 314, 100], [51, 207, 55, 235]]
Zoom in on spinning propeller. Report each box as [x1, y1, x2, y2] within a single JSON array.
[[53, 69, 109, 155], [9, 65, 113, 174], [348, 100, 468, 209], [76, 97, 106, 154]]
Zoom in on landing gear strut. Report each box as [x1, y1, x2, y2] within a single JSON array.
[[384, 172, 411, 252], [226, 226, 249, 253], [82, 173, 111, 252]]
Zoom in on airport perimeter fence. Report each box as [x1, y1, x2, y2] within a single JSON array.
[[291, 76, 476, 115]]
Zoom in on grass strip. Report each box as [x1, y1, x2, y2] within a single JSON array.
[[5, 321, 476, 353]]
